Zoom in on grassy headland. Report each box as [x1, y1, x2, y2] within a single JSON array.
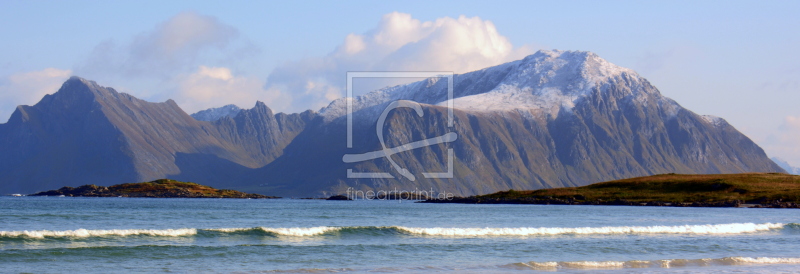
[[424, 173, 800, 208], [31, 179, 279, 198]]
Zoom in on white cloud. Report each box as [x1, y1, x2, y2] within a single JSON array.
[[196, 66, 233, 81], [343, 34, 366, 55], [70, 11, 271, 113], [146, 12, 235, 56], [763, 115, 800, 167], [0, 68, 72, 122], [173, 66, 283, 114], [264, 12, 535, 113], [68, 12, 533, 115], [77, 11, 241, 79]]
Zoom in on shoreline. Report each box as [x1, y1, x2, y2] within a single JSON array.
[[422, 173, 800, 208], [420, 197, 800, 208]]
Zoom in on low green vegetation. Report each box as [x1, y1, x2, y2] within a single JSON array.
[[509, 173, 800, 203], [427, 173, 800, 207]]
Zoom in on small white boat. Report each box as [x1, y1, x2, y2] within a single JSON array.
[[11, 194, 23, 197]]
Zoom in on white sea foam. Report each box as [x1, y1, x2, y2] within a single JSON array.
[[2, 223, 788, 239], [205, 226, 341, 236], [511, 256, 800, 270], [257, 226, 341, 236], [0, 228, 197, 238], [204, 227, 253, 233], [559, 260, 626, 269], [726, 257, 800, 264], [395, 222, 785, 236]]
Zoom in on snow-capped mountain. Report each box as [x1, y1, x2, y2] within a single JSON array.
[[260, 50, 784, 196], [772, 157, 800, 175], [320, 50, 679, 121], [191, 104, 243, 121], [0, 50, 786, 196]]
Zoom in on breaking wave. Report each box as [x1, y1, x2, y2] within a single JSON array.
[[205, 226, 342, 237], [1, 222, 793, 240], [506, 256, 800, 270], [0, 228, 197, 239]]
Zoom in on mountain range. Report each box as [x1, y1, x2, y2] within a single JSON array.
[[772, 157, 800, 175], [0, 50, 786, 196]]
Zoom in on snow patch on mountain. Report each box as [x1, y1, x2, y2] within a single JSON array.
[[320, 50, 666, 122], [438, 50, 647, 116], [701, 115, 726, 127], [319, 72, 455, 123], [191, 105, 242, 121], [658, 98, 681, 118], [437, 85, 576, 117]]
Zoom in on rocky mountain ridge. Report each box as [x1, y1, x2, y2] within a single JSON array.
[[0, 50, 786, 196], [0, 77, 311, 194], [191, 104, 242, 121], [255, 50, 784, 196]]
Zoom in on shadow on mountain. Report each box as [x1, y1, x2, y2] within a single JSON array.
[[168, 152, 260, 191]]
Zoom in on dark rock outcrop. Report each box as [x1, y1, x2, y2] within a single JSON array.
[[30, 179, 277, 198], [325, 195, 351, 200]]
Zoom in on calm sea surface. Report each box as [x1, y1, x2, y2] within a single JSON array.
[[1, 197, 799, 273]]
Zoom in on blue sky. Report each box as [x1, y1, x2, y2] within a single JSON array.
[[1, 0, 799, 166]]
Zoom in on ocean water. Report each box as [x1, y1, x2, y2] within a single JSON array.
[[1, 197, 799, 273]]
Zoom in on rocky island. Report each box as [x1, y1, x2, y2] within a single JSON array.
[[423, 173, 800, 208], [31, 179, 279, 198]]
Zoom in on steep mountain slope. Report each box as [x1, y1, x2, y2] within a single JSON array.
[[0, 78, 140, 194], [254, 50, 784, 197], [0, 77, 311, 194]]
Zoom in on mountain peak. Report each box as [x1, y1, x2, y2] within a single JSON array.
[[445, 49, 660, 115], [3, 77, 119, 125], [243, 101, 275, 118], [523, 50, 637, 82], [254, 101, 270, 110], [47, 76, 117, 103], [191, 102, 280, 122], [505, 49, 640, 96], [65, 75, 95, 86], [191, 104, 242, 122], [321, 49, 656, 122], [61, 76, 110, 95]]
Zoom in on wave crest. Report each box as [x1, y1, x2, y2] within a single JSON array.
[[206, 226, 341, 237], [395, 222, 785, 236], [2, 222, 791, 239], [509, 256, 800, 270], [0, 228, 197, 239]]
